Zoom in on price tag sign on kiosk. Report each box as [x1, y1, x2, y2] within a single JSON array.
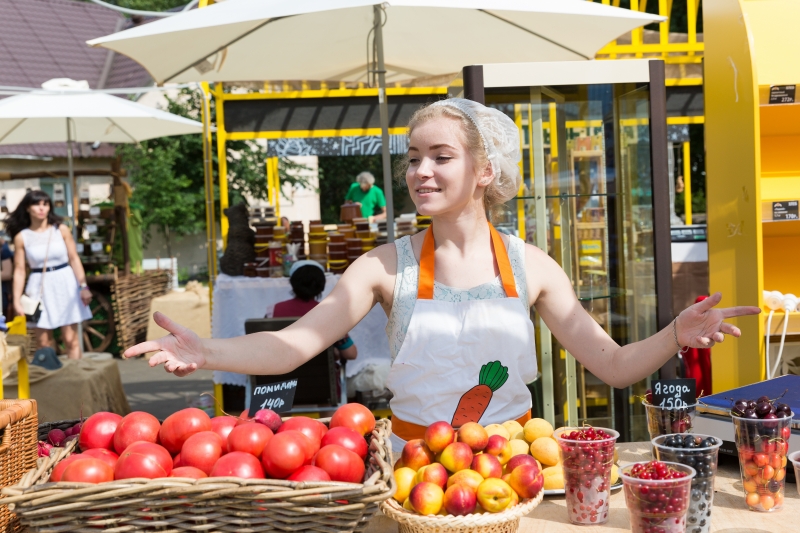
[[769, 85, 796, 104], [249, 379, 297, 416], [772, 201, 799, 220], [652, 379, 696, 409]]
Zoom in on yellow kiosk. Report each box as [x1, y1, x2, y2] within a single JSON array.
[[705, 0, 800, 391]]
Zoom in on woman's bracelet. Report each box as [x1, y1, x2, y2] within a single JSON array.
[[79, 283, 89, 290], [672, 318, 688, 354]]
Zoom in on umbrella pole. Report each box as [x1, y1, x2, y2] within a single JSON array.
[[374, 5, 394, 242], [66, 118, 85, 357]]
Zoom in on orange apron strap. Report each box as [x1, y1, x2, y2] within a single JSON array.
[[417, 223, 518, 300], [488, 223, 518, 298], [417, 227, 436, 300], [392, 411, 532, 443]]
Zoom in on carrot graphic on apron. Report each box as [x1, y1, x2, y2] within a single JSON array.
[[451, 361, 509, 427]]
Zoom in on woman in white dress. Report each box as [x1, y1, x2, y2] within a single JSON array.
[[9, 190, 92, 359]]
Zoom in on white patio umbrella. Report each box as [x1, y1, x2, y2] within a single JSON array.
[[0, 80, 205, 230], [88, 0, 662, 239]]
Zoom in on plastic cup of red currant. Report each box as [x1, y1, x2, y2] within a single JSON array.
[[652, 434, 721, 533], [643, 402, 698, 441], [554, 427, 619, 525], [732, 414, 791, 512], [621, 461, 696, 533], [789, 451, 800, 497]]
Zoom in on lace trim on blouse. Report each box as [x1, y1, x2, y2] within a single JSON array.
[[386, 234, 529, 360]]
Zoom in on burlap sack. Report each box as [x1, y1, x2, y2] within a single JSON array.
[[3, 357, 130, 422]]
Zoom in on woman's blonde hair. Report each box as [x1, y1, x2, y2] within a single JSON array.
[[396, 99, 521, 210]]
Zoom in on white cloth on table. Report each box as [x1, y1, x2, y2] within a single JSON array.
[[211, 273, 391, 386], [21, 226, 92, 330]]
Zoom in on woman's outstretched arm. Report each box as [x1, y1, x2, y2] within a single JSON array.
[[526, 244, 761, 389], [123, 245, 396, 377]]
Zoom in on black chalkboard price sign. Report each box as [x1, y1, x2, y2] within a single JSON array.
[[249, 379, 298, 417], [652, 379, 696, 409]]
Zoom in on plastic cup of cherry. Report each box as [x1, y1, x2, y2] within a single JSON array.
[[620, 460, 696, 533]]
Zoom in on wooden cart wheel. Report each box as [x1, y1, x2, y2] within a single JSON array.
[[82, 290, 115, 353]]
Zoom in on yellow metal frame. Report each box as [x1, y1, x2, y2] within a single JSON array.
[[213, 86, 446, 242], [266, 157, 281, 217], [514, 105, 526, 240], [595, 0, 703, 64], [683, 141, 692, 225], [0, 316, 31, 400]]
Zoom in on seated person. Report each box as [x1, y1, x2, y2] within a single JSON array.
[[270, 260, 357, 361]]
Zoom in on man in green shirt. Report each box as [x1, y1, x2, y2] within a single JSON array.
[[344, 171, 387, 220]]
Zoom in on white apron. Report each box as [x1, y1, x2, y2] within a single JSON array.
[[386, 223, 538, 451]]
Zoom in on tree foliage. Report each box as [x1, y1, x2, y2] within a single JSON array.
[[85, 0, 188, 13], [119, 88, 309, 251]]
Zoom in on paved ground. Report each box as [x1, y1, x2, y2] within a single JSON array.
[[116, 356, 216, 420]]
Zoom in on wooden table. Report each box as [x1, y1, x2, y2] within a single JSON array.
[[368, 442, 800, 532]]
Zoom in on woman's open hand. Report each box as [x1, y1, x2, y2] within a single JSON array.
[[80, 288, 92, 306], [122, 312, 207, 377], [676, 292, 761, 348]]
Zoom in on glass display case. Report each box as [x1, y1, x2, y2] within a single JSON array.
[[455, 60, 674, 441]]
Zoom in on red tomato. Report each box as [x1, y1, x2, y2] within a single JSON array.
[[236, 409, 255, 426], [79, 412, 123, 451], [113, 412, 160, 454], [62, 458, 114, 483], [314, 444, 365, 483], [330, 404, 375, 437], [115, 442, 173, 479], [210, 416, 238, 453], [227, 423, 273, 459], [49, 454, 82, 482], [81, 448, 119, 470], [159, 408, 212, 454], [181, 431, 224, 475], [173, 453, 184, 468], [288, 465, 331, 482], [210, 451, 265, 479], [321, 427, 368, 459], [262, 431, 312, 479], [278, 417, 325, 447], [170, 466, 208, 479]]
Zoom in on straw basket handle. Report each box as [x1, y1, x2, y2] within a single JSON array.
[[0, 400, 35, 457]]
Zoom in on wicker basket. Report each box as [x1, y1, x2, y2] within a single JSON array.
[[381, 489, 543, 533], [0, 399, 38, 533], [2, 417, 395, 533]]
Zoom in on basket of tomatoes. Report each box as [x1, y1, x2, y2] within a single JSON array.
[[2, 403, 395, 533], [381, 420, 544, 533]]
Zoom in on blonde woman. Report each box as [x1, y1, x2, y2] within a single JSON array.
[[126, 99, 759, 449]]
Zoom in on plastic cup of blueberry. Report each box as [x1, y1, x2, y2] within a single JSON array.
[[621, 461, 696, 533], [652, 434, 721, 533]]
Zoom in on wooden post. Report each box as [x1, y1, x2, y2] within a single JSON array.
[[112, 158, 131, 275]]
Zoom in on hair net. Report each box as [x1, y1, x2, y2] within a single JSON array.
[[429, 98, 522, 202]]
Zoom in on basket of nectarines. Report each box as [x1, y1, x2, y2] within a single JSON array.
[[381, 420, 544, 533]]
